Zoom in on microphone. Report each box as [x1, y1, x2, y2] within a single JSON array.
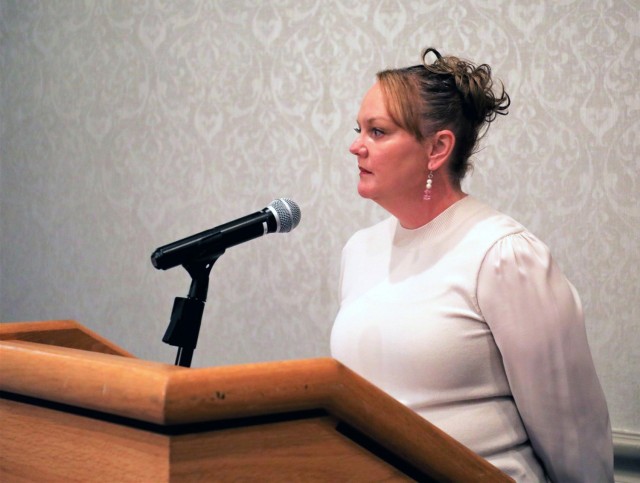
[[151, 198, 301, 270]]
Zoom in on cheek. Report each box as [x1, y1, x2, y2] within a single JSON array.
[[397, 150, 428, 179]]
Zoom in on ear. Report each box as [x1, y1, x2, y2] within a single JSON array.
[[425, 129, 455, 171]]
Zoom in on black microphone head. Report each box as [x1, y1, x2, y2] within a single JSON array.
[[269, 198, 301, 233]]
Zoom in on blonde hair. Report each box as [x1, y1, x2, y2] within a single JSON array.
[[377, 48, 510, 183]]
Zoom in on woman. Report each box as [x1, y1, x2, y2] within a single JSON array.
[[331, 48, 613, 482]]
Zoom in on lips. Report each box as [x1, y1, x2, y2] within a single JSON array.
[[359, 166, 372, 175]]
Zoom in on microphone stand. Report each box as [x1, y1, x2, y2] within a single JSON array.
[[162, 253, 223, 367]]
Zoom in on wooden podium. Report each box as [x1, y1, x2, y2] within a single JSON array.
[[0, 320, 512, 482]]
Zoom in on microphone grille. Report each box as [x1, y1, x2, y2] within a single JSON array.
[[270, 198, 301, 233]]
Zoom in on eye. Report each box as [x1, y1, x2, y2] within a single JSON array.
[[353, 126, 361, 134], [371, 128, 384, 138]]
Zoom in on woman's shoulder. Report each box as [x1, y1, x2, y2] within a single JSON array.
[[452, 196, 529, 246]]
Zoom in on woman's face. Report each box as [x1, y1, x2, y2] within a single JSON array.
[[350, 82, 429, 207]]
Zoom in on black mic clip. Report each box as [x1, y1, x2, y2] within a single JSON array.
[[162, 252, 223, 368]]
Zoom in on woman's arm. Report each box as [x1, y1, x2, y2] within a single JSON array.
[[477, 232, 613, 482]]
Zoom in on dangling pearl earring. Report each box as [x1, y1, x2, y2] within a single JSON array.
[[423, 171, 434, 201]]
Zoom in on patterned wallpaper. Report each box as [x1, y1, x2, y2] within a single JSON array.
[[1, 0, 638, 433]]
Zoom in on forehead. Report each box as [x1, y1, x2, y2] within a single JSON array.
[[358, 82, 392, 121]]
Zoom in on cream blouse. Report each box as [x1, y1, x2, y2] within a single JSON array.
[[331, 195, 613, 482]]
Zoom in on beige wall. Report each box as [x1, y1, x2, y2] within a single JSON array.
[[1, 0, 638, 434]]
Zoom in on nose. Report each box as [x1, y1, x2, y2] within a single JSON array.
[[349, 136, 366, 157]]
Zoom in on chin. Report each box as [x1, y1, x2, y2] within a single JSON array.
[[357, 180, 377, 199], [357, 186, 375, 200]]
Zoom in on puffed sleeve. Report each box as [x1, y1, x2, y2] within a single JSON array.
[[477, 232, 613, 483]]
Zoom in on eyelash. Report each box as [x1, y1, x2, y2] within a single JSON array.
[[353, 127, 384, 137]]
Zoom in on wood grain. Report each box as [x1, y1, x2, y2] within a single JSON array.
[[0, 320, 132, 356], [0, 398, 169, 482], [169, 416, 417, 481]]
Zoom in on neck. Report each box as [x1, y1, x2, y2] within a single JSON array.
[[382, 184, 466, 230]]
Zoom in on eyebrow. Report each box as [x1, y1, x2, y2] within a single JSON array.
[[357, 116, 393, 125]]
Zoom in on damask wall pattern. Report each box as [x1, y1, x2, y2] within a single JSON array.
[[1, 0, 638, 434]]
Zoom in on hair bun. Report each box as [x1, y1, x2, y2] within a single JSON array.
[[422, 49, 510, 125]]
